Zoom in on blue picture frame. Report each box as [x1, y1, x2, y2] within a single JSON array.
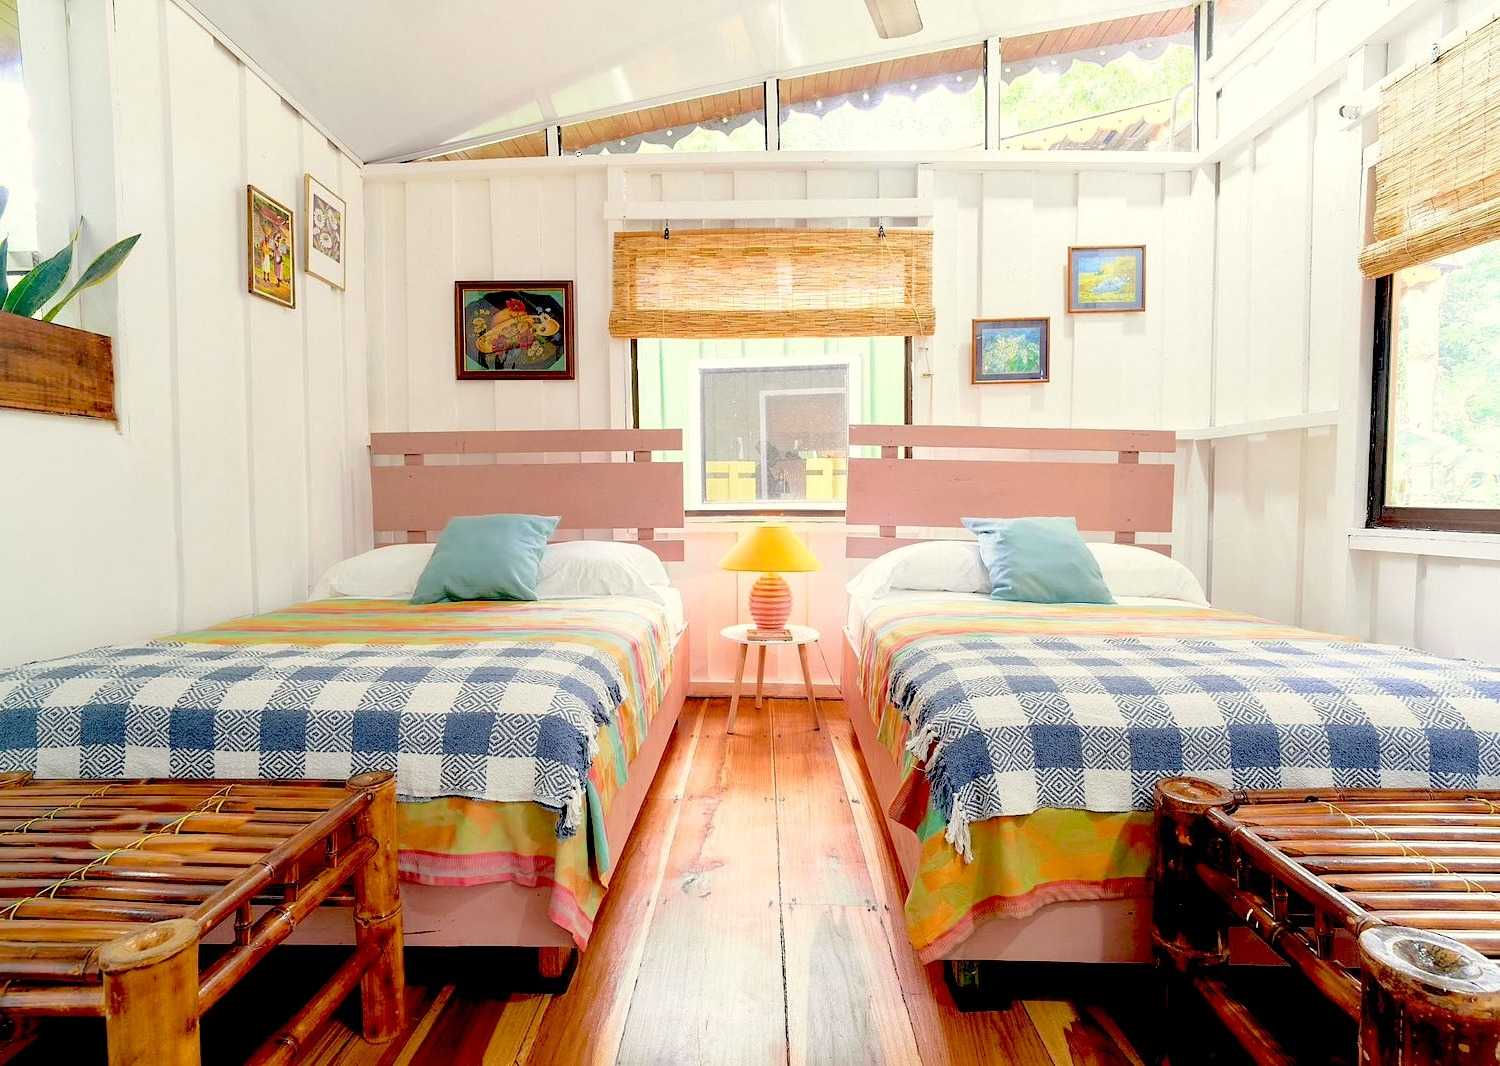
[[972, 317, 1050, 384]]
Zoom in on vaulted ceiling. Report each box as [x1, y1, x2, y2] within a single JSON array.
[[187, 0, 1192, 162]]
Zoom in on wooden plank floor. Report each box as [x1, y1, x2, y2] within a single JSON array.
[[17, 698, 1148, 1065]]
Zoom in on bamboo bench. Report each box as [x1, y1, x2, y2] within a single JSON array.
[[0, 772, 405, 1065], [1154, 777, 1500, 1065]]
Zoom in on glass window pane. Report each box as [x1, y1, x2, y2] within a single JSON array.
[[779, 45, 984, 151], [1385, 242, 1500, 511], [635, 337, 906, 510], [563, 85, 765, 155], [1, 0, 38, 269], [999, 8, 1197, 151]]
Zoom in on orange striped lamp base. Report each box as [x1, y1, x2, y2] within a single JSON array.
[[748, 573, 792, 638]]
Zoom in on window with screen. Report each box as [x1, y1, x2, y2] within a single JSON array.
[[1369, 242, 1500, 532], [563, 86, 765, 155], [1, 0, 37, 287], [778, 45, 985, 151], [999, 7, 1198, 151], [633, 338, 908, 512]]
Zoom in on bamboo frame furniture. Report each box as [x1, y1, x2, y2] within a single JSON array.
[[1154, 777, 1500, 1065], [0, 772, 404, 1066]]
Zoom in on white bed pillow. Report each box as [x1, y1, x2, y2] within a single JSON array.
[[310, 543, 436, 600], [1087, 543, 1207, 605], [534, 540, 671, 599], [847, 540, 991, 599]]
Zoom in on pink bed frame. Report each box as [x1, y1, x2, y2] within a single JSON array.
[[842, 424, 1176, 964], [244, 429, 691, 952]]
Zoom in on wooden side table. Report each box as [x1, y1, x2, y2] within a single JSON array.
[[721, 623, 823, 734], [0, 772, 405, 1065]]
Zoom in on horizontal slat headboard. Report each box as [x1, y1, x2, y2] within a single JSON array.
[[846, 424, 1176, 558], [370, 428, 685, 561]]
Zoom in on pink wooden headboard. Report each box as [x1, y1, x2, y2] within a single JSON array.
[[845, 424, 1177, 558], [370, 428, 685, 561]]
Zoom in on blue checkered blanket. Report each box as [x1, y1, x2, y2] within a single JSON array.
[[888, 634, 1500, 859], [0, 641, 626, 838]]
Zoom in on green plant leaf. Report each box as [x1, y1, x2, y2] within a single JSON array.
[[0, 238, 9, 308], [1, 240, 73, 318], [41, 234, 141, 322]]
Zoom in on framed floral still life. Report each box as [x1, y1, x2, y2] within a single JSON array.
[[1067, 245, 1145, 313], [304, 174, 346, 290], [454, 280, 575, 381], [972, 317, 1049, 384], [247, 185, 295, 309]]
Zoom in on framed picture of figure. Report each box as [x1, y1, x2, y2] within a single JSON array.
[[453, 280, 575, 381], [247, 185, 295, 308]]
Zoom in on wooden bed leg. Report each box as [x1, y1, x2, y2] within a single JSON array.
[[537, 946, 578, 992], [1359, 926, 1500, 1066], [99, 918, 201, 1066], [351, 771, 406, 1044]]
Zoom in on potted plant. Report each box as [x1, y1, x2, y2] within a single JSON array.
[[0, 185, 140, 420]]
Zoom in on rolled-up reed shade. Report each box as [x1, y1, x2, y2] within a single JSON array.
[[1359, 18, 1500, 278], [608, 227, 935, 338]]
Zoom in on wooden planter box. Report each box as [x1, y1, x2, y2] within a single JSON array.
[[0, 312, 116, 420]]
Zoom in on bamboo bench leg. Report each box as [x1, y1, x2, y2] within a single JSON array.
[[352, 771, 406, 1044], [1359, 926, 1500, 1065], [100, 918, 201, 1066]]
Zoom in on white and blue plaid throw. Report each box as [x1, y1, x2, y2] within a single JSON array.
[[888, 634, 1500, 859], [0, 640, 627, 838]]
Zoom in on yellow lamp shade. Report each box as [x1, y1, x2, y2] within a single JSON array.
[[718, 524, 820, 573]]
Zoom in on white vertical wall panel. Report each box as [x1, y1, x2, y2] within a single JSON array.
[[165, 5, 254, 630], [243, 76, 309, 614], [341, 154, 374, 558]]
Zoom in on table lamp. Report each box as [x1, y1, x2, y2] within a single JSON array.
[[719, 524, 820, 639]]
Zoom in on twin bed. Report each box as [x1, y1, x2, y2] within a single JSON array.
[[839, 424, 1500, 977], [0, 428, 690, 976]]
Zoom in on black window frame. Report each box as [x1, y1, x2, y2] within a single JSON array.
[[629, 337, 914, 518], [1367, 272, 1500, 534]]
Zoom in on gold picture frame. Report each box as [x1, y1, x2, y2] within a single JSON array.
[[247, 185, 295, 309]]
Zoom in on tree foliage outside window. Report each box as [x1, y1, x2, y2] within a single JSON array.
[[1000, 43, 1196, 151], [1385, 242, 1500, 511], [779, 76, 984, 152], [1, 1, 37, 275]]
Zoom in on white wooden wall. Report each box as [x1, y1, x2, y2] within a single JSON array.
[[1204, 0, 1500, 659], [0, 0, 370, 667], [362, 160, 1212, 686]]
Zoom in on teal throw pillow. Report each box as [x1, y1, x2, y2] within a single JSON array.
[[961, 516, 1115, 605], [410, 514, 560, 604]]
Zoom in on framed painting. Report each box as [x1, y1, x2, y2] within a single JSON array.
[[1067, 245, 1145, 314], [247, 185, 295, 309], [972, 317, 1049, 384], [304, 173, 346, 290], [454, 280, 575, 381]]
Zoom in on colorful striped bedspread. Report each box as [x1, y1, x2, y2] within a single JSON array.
[[858, 598, 1327, 961], [12, 597, 673, 950]]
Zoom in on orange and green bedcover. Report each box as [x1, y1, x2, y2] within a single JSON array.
[[176, 595, 674, 949], [857, 597, 1325, 961]]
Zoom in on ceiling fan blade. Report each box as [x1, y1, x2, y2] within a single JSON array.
[[864, 0, 923, 39]]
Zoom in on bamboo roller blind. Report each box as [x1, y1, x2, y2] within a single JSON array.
[[608, 228, 935, 338], [1360, 18, 1500, 278]]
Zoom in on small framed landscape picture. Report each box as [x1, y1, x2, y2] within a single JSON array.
[[972, 317, 1049, 384], [304, 173, 346, 290], [1067, 244, 1145, 314], [454, 280, 575, 381], [247, 185, 295, 308]]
